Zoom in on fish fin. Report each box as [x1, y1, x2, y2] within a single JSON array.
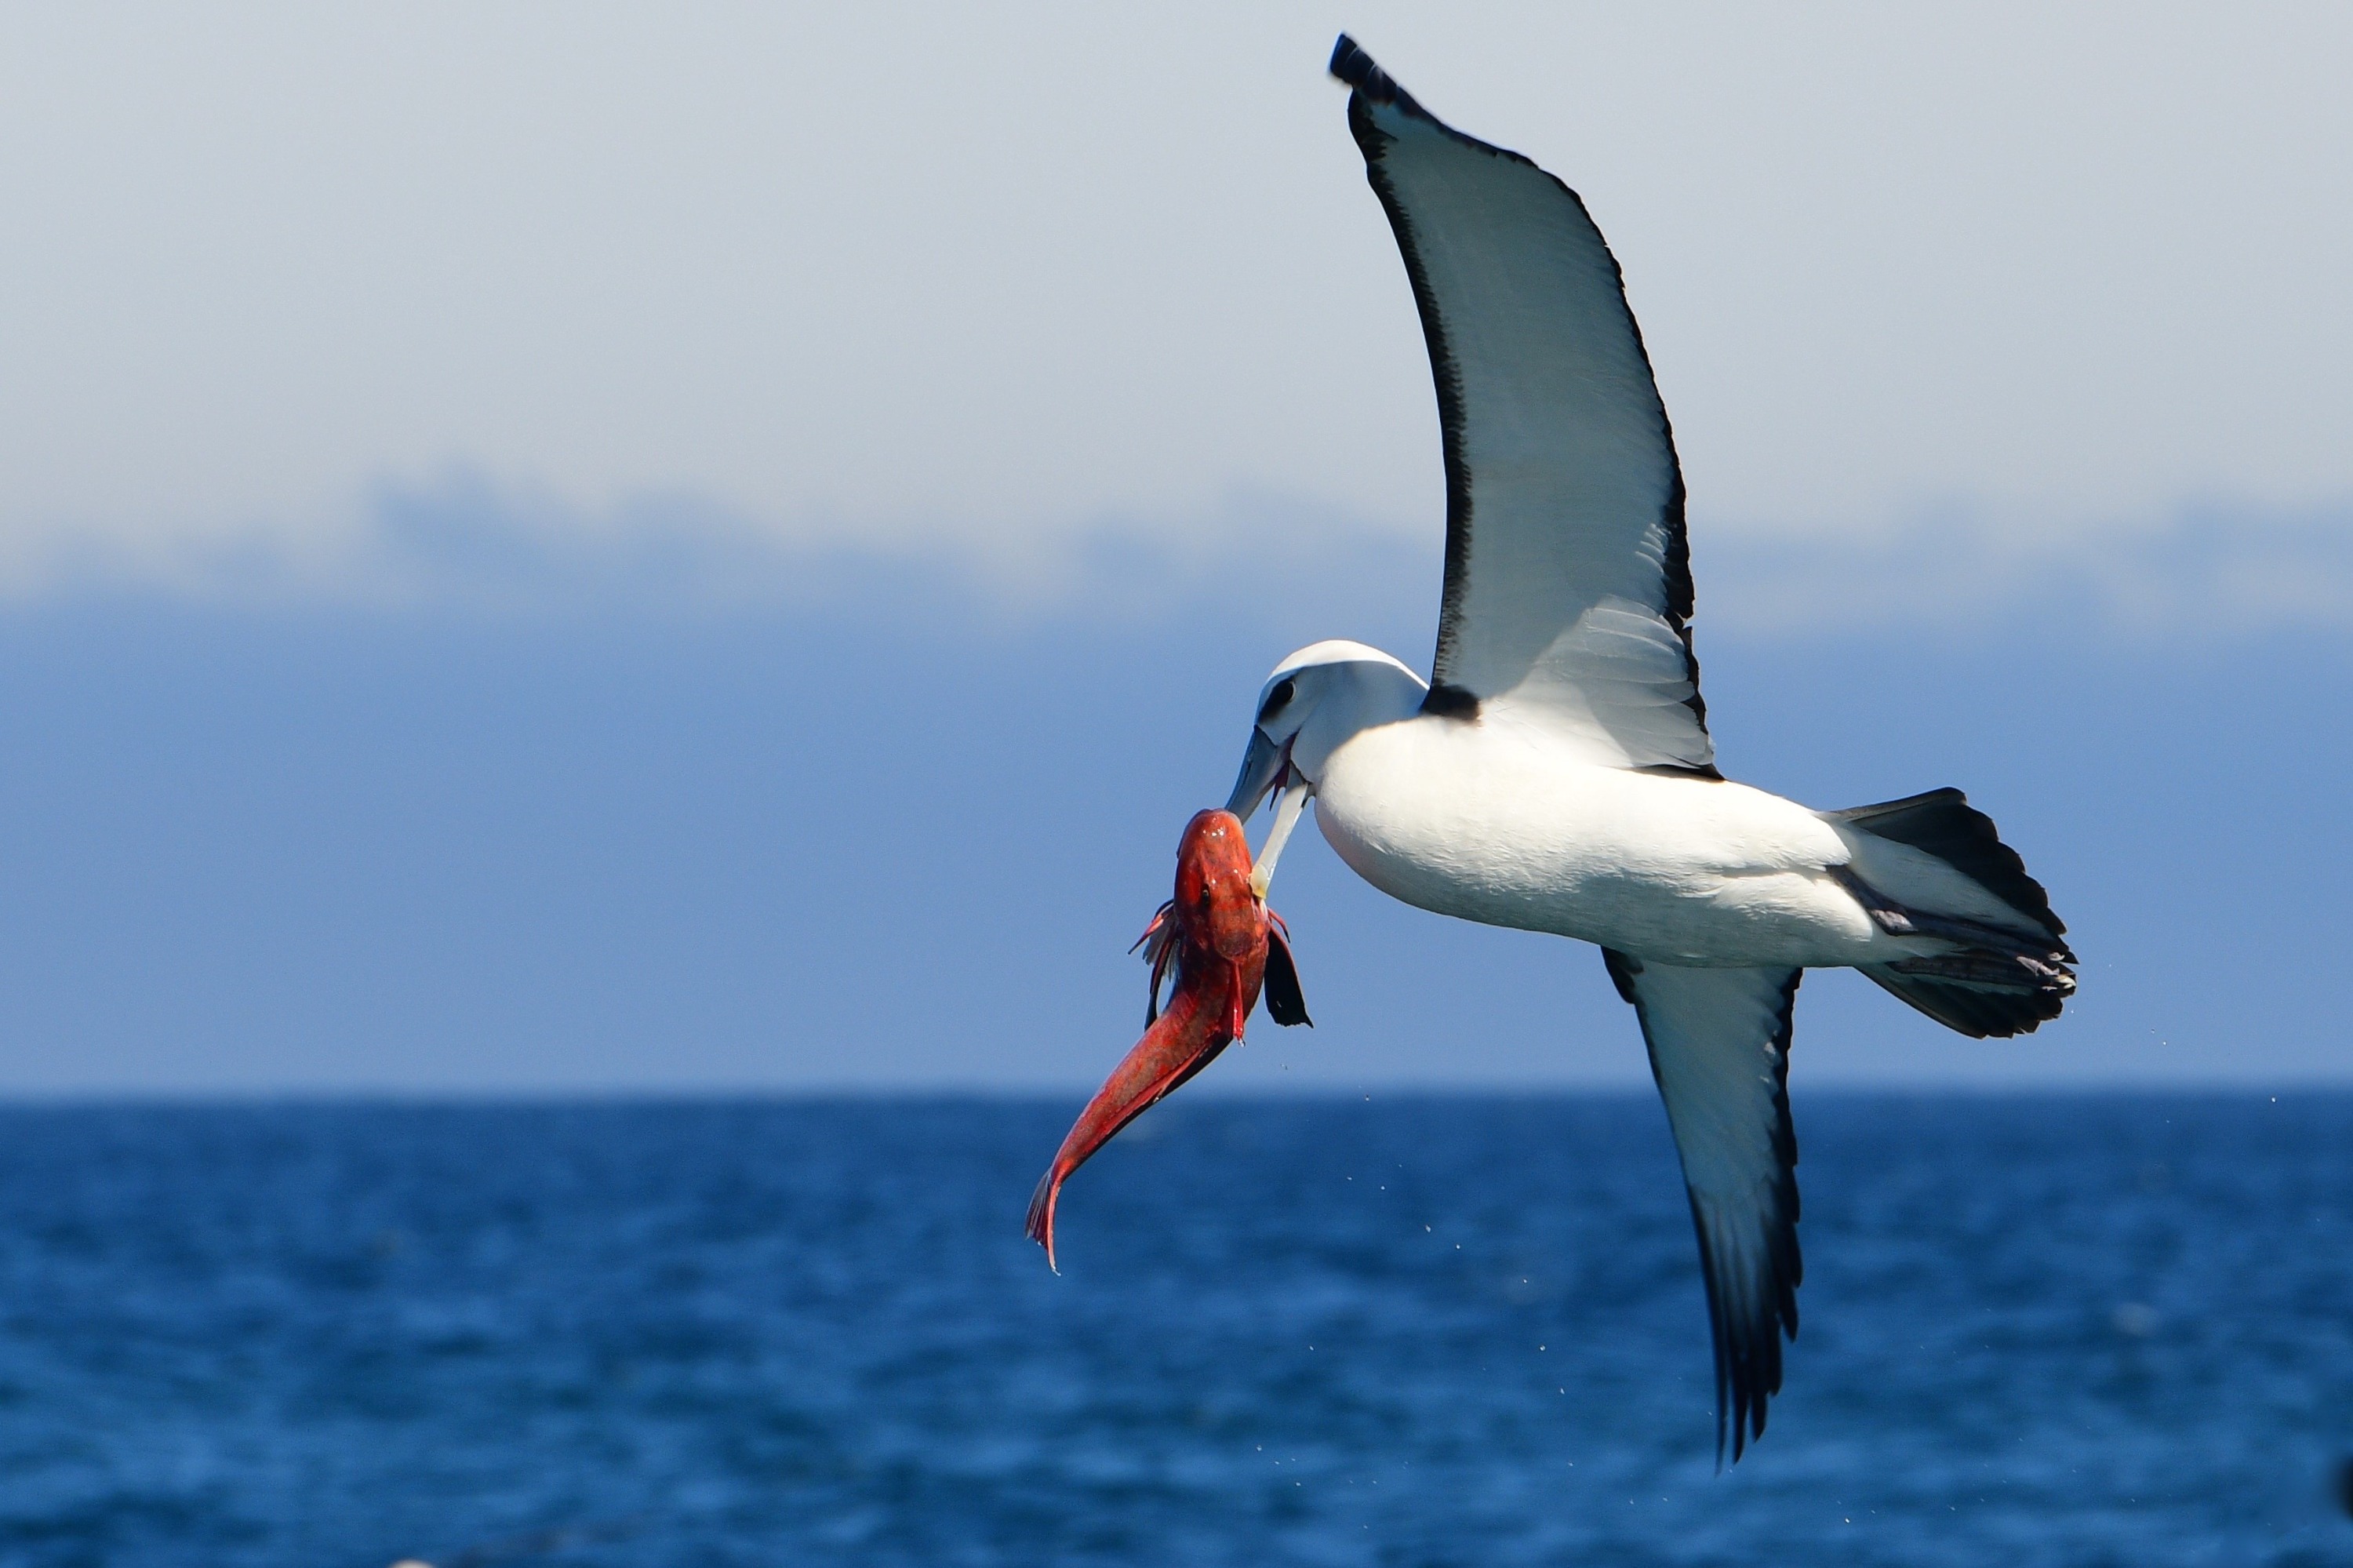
[[1024, 1167, 1061, 1273], [1129, 900, 1175, 955], [1133, 901, 1178, 1024], [1146, 930, 1178, 1026], [1264, 920, 1312, 1028]]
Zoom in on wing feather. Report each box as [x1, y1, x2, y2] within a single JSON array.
[[1332, 36, 1713, 773], [1605, 950, 1802, 1462]]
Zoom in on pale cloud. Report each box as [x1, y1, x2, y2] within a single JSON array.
[[5, 464, 2344, 649], [1696, 504, 2353, 639], [0, 467, 1428, 623]]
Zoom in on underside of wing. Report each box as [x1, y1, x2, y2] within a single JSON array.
[[1605, 950, 1802, 1463], [1331, 36, 1714, 775]]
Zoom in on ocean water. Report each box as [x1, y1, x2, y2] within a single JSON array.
[[0, 1095, 2347, 1567]]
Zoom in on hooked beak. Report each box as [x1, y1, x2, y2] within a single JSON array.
[[1224, 727, 1289, 822]]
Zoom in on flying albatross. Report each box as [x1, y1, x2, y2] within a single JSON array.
[[1226, 37, 2075, 1463]]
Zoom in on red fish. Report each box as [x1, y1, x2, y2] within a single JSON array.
[[1025, 808, 1309, 1269]]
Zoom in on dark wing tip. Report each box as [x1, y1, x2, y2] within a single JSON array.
[[1327, 33, 1377, 89], [1328, 34, 1425, 116], [1692, 1205, 1799, 1468]]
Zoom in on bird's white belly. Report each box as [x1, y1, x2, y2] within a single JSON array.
[[1311, 715, 1886, 968]]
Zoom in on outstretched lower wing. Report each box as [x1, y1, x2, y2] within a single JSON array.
[[1605, 951, 1802, 1463], [1331, 36, 1714, 775]]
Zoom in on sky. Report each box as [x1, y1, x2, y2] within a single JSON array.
[[0, 4, 2348, 1093]]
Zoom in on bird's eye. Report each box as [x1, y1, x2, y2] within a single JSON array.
[[1257, 678, 1296, 722]]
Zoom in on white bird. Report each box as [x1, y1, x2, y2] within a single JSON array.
[[1227, 37, 2075, 1463]]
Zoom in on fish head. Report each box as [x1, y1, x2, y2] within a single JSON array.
[[1174, 808, 1261, 960]]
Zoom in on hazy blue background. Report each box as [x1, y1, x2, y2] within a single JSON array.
[[1, 3, 2348, 1093]]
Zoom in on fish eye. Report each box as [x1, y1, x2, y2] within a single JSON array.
[[1257, 678, 1296, 722]]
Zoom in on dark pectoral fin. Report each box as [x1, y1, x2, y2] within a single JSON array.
[[1264, 924, 1312, 1028]]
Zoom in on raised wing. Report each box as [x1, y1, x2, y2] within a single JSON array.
[[1605, 951, 1802, 1463], [1332, 37, 1714, 775]]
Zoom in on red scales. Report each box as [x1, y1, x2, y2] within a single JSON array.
[[1025, 809, 1308, 1269]]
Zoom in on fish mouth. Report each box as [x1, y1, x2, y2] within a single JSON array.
[[1023, 990, 1241, 1273]]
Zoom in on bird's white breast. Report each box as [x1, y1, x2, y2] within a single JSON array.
[[1311, 709, 1884, 967]]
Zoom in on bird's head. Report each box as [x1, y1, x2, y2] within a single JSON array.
[[1224, 640, 1428, 824]]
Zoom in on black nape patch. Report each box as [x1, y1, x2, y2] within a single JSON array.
[[1264, 928, 1311, 1028], [1422, 682, 1481, 720]]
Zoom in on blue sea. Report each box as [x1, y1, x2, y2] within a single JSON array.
[[0, 1094, 2347, 1566]]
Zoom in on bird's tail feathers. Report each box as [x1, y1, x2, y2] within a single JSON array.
[[1825, 788, 2075, 1039], [1858, 957, 2071, 1039]]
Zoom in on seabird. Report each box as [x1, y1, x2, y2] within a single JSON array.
[[1227, 36, 2075, 1463]]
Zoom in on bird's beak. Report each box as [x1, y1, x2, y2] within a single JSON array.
[[1249, 778, 1311, 900], [1224, 727, 1289, 821]]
